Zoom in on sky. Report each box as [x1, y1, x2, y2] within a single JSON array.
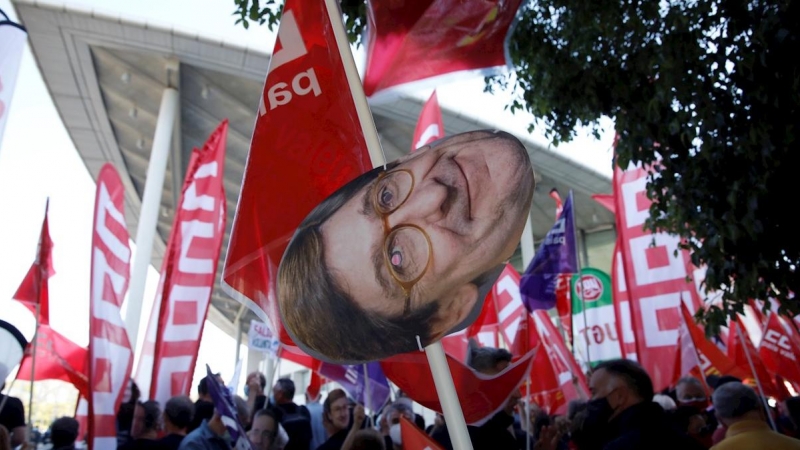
[[0, 0, 615, 406]]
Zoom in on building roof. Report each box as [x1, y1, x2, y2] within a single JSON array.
[[14, 0, 614, 338]]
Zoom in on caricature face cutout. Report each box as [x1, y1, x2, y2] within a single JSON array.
[[278, 130, 535, 363]]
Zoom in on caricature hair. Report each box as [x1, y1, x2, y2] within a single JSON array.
[[278, 162, 441, 363]]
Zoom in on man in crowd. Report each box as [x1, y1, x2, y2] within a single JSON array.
[[49, 416, 80, 450], [711, 382, 800, 449], [248, 408, 279, 450], [245, 372, 268, 427], [0, 382, 26, 447], [191, 375, 221, 431], [158, 396, 194, 450], [270, 378, 311, 450], [585, 359, 706, 449], [179, 410, 231, 450], [119, 400, 161, 450], [676, 377, 710, 410], [318, 389, 351, 449]]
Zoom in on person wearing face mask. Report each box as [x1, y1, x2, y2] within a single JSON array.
[[585, 359, 706, 450]]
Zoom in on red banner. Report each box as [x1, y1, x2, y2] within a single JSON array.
[[13, 200, 54, 324], [136, 121, 228, 405], [613, 162, 702, 390], [674, 302, 745, 384], [381, 348, 535, 425], [400, 416, 444, 449], [728, 318, 780, 398], [759, 313, 800, 386], [16, 323, 89, 397], [411, 90, 445, 152], [222, 0, 373, 352], [363, 0, 524, 97], [88, 164, 134, 450]]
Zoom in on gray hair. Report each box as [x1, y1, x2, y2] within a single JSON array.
[[712, 382, 760, 420], [653, 394, 677, 411], [676, 376, 704, 389], [467, 345, 512, 374]]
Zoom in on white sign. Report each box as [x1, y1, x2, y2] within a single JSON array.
[[248, 320, 280, 356]]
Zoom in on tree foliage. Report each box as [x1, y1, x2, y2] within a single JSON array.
[[233, 0, 799, 335]]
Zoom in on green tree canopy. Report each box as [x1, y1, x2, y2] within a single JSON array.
[[233, 0, 799, 335]]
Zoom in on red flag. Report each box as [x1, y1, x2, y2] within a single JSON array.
[[611, 244, 637, 360], [13, 199, 54, 324], [136, 121, 228, 405], [363, 0, 524, 97], [533, 310, 589, 411], [591, 194, 616, 214], [411, 90, 445, 152], [759, 313, 800, 386], [75, 397, 89, 443], [510, 311, 564, 413], [549, 189, 564, 219], [278, 346, 321, 373], [728, 318, 781, 398], [222, 0, 374, 354], [400, 416, 444, 449], [613, 160, 704, 390], [675, 303, 746, 384], [381, 348, 535, 425], [16, 323, 89, 397], [88, 164, 134, 450], [306, 371, 323, 402], [483, 264, 525, 347]]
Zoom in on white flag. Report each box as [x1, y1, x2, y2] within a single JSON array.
[[0, 14, 27, 152]]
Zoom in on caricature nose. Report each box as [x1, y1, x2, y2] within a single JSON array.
[[386, 181, 448, 228]]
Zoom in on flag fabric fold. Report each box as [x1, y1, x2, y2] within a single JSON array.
[[13, 200, 54, 324], [520, 191, 578, 311], [16, 323, 89, 397], [400, 416, 444, 449], [136, 120, 228, 405], [317, 362, 390, 413], [88, 164, 134, 450], [411, 90, 445, 151], [206, 365, 253, 450]]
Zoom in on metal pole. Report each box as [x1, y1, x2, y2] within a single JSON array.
[[235, 322, 243, 366], [520, 214, 536, 268], [124, 87, 180, 350], [735, 322, 777, 430], [362, 364, 372, 416], [425, 342, 473, 450], [27, 303, 40, 428], [525, 379, 531, 450]]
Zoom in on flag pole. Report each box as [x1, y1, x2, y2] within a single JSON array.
[[425, 343, 473, 450], [569, 191, 592, 369], [735, 321, 777, 430], [362, 364, 372, 418], [27, 303, 40, 428]]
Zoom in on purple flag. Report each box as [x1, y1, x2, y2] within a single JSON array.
[[206, 365, 254, 450], [520, 191, 579, 310], [317, 362, 390, 413]]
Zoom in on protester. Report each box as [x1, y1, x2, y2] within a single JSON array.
[[318, 389, 352, 450], [119, 400, 161, 450], [191, 375, 219, 432], [580, 359, 705, 449], [305, 390, 327, 449], [344, 429, 386, 450], [708, 376, 743, 445], [248, 408, 279, 450], [270, 378, 312, 450], [49, 417, 79, 450], [676, 376, 710, 410], [653, 394, 678, 411], [158, 396, 194, 450], [178, 411, 231, 450], [245, 372, 268, 427], [0, 383, 25, 448], [711, 382, 800, 449], [117, 380, 142, 448]]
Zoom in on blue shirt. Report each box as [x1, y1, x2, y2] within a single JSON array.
[[306, 402, 327, 450], [178, 420, 231, 450]]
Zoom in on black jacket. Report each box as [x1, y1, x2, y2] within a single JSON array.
[[603, 402, 707, 450]]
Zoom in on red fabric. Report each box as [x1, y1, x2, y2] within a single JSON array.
[[306, 371, 323, 402], [400, 416, 444, 449], [611, 243, 638, 360], [613, 160, 704, 391], [136, 121, 228, 406], [469, 263, 523, 346], [279, 346, 321, 372], [411, 90, 445, 151], [727, 318, 781, 399], [88, 164, 134, 450], [13, 200, 54, 324], [363, 0, 524, 96], [381, 348, 536, 425], [759, 313, 800, 387], [591, 194, 616, 214], [16, 323, 89, 397], [222, 0, 375, 353]]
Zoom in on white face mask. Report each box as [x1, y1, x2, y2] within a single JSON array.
[[389, 423, 403, 445]]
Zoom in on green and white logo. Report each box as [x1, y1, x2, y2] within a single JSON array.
[[571, 268, 621, 367]]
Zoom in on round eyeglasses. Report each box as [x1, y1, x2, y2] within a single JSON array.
[[372, 169, 433, 314]]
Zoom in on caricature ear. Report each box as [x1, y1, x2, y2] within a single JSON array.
[[428, 282, 479, 342]]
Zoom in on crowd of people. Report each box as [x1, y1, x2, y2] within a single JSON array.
[[4, 349, 800, 449]]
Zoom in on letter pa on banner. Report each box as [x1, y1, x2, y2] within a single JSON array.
[[248, 320, 280, 357]]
